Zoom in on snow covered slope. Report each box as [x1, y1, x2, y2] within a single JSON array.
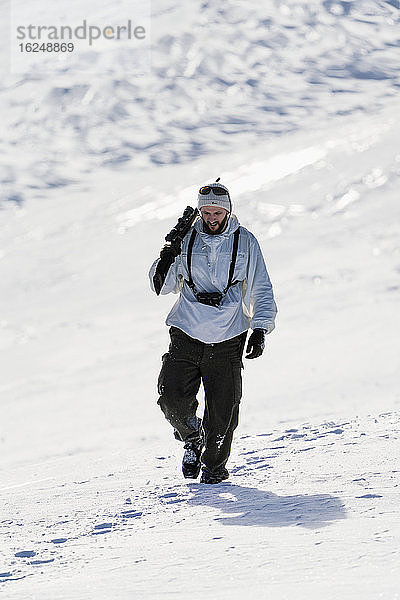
[[1, 413, 399, 599], [1, 0, 400, 598], [1, 0, 400, 203]]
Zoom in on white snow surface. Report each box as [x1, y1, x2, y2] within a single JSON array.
[[1, 0, 400, 598]]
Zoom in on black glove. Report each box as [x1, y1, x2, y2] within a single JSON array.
[[159, 242, 181, 260], [245, 329, 266, 359], [153, 243, 181, 295]]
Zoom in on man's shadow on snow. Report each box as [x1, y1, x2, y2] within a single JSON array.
[[187, 482, 346, 529]]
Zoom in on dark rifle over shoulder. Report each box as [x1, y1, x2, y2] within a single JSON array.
[[153, 206, 199, 295]]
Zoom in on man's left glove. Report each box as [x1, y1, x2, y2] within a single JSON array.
[[245, 329, 266, 359]]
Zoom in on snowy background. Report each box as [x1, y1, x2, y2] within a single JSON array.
[[1, 0, 400, 598]]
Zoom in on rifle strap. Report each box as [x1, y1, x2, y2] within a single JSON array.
[[224, 227, 240, 293], [186, 228, 197, 292]]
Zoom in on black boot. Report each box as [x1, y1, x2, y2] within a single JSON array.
[[182, 439, 203, 479], [200, 466, 229, 484]]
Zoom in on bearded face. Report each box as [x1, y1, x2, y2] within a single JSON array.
[[200, 207, 229, 235]]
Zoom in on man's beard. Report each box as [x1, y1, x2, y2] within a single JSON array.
[[202, 214, 229, 235]]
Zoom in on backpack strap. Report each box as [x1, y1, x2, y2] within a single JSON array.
[[224, 227, 240, 293]]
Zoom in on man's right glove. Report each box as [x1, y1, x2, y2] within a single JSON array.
[[153, 242, 181, 295], [159, 241, 181, 261], [245, 329, 265, 359]]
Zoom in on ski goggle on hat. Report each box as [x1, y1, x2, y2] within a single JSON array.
[[199, 185, 228, 196], [197, 178, 232, 213]]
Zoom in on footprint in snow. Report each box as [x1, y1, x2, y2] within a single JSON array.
[[272, 433, 306, 441], [230, 465, 246, 473], [315, 428, 344, 438], [14, 550, 36, 558], [121, 510, 143, 518], [0, 572, 27, 582], [92, 523, 115, 535], [247, 457, 268, 465], [356, 494, 383, 499], [160, 492, 185, 505]]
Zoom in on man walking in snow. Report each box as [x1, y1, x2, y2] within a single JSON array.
[[149, 180, 277, 484]]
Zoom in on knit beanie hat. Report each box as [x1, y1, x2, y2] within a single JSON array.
[[197, 180, 232, 213]]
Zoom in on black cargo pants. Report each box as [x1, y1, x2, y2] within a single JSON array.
[[157, 326, 247, 473]]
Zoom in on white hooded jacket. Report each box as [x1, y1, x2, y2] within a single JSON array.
[[149, 215, 277, 344]]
